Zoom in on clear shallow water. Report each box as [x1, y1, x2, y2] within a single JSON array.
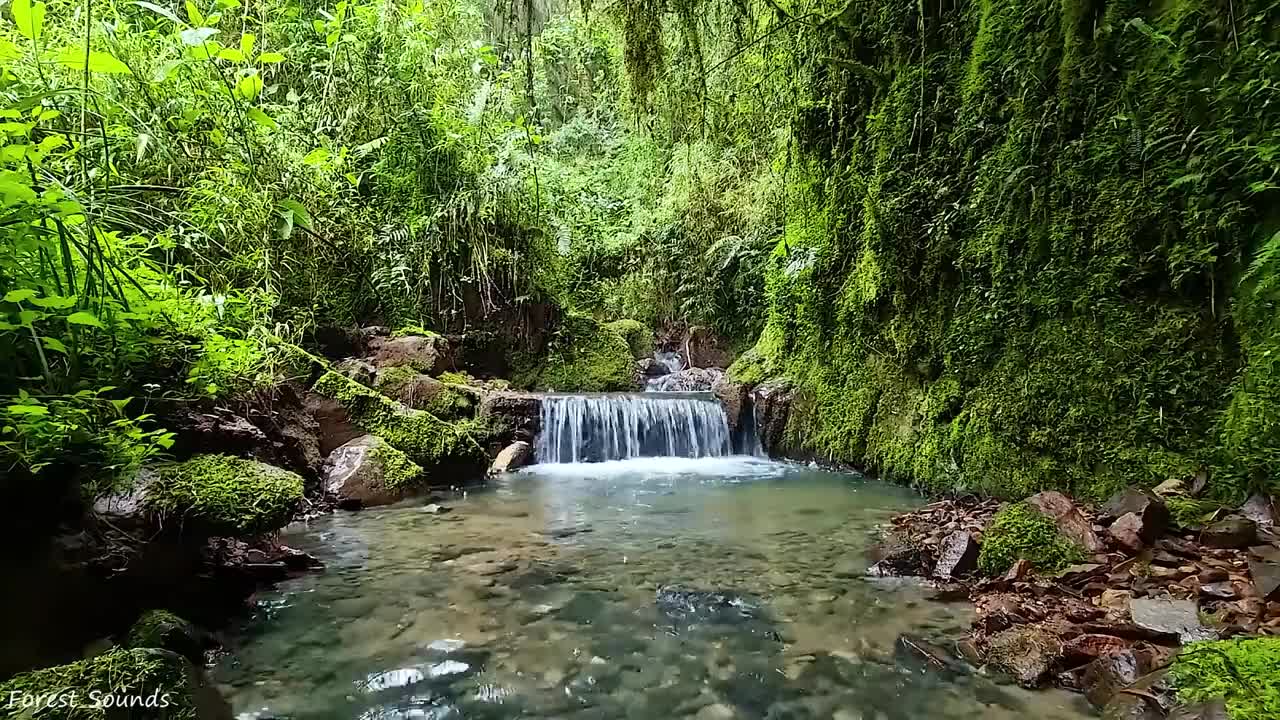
[[214, 457, 1092, 720]]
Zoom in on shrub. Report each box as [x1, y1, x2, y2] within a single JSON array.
[[1169, 637, 1280, 720], [977, 502, 1084, 575]]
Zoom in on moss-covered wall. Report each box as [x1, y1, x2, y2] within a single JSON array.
[[735, 0, 1280, 500]]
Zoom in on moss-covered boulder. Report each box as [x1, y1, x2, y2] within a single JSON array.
[[323, 435, 426, 507], [605, 319, 650, 360], [374, 366, 477, 420], [1169, 637, 1280, 720], [0, 647, 231, 720], [95, 455, 303, 537], [312, 371, 486, 478], [976, 502, 1085, 575], [370, 334, 456, 376], [126, 611, 202, 665], [513, 314, 636, 392]]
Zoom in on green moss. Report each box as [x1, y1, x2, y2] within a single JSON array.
[[512, 314, 636, 391], [1169, 637, 1280, 720], [977, 502, 1085, 575], [391, 325, 441, 339], [145, 455, 303, 536], [0, 648, 197, 720], [374, 367, 476, 421], [437, 370, 478, 386], [605, 319, 650, 359], [313, 371, 485, 472], [367, 440, 426, 490], [126, 611, 201, 664]]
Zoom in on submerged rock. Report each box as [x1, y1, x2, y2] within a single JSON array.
[[488, 441, 532, 475], [325, 435, 426, 508], [655, 586, 761, 624], [984, 625, 1063, 687], [648, 367, 724, 392]]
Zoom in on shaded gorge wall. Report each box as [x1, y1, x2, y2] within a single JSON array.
[[730, 0, 1280, 500]]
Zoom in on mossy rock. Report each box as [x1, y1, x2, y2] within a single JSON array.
[[976, 502, 1085, 576], [605, 319, 650, 360], [313, 371, 486, 476], [99, 455, 304, 537], [1169, 637, 1280, 720], [512, 314, 636, 392], [375, 366, 477, 421], [126, 611, 202, 665], [0, 647, 229, 720], [324, 434, 427, 506]]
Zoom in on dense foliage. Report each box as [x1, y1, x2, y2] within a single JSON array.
[[2, 0, 1277, 506]]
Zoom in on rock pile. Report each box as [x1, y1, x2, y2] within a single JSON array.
[[870, 488, 1280, 717]]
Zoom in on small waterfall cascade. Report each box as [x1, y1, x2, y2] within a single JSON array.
[[536, 393, 733, 463]]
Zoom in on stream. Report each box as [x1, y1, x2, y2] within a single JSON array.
[[212, 455, 1093, 720]]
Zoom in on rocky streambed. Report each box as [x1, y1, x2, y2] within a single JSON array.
[[865, 487, 1280, 720]]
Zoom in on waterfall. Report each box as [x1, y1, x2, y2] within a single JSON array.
[[536, 393, 733, 463]]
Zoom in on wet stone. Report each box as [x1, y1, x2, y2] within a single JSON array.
[[1201, 517, 1257, 549], [1129, 597, 1216, 643]]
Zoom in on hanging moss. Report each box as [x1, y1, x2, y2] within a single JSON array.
[[1169, 637, 1280, 720], [714, 0, 1279, 501], [313, 371, 486, 473], [976, 502, 1084, 575], [144, 455, 303, 536]]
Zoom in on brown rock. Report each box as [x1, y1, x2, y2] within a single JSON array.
[[1155, 537, 1202, 560], [1110, 513, 1149, 553], [1082, 650, 1145, 707], [1168, 698, 1230, 720], [1199, 582, 1238, 600], [1004, 558, 1033, 582], [488, 441, 532, 476], [1151, 551, 1183, 567], [372, 334, 457, 375], [1100, 589, 1133, 616], [1201, 517, 1258, 549], [934, 531, 980, 579], [1063, 634, 1133, 665], [1103, 489, 1170, 536], [1026, 491, 1106, 553], [1058, 563, 1106, 584], [1197, 567, 1229, 583]]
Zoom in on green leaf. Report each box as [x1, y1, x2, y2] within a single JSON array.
[[3, 289, 37, 303], [13, 0, 46, 43], [302, 147, 331, 166], [132, 1, 186, 26], [184, 0, 205, 25], [217, 47, 245, 62], [5, 404, 48, 416], [239, 32, 255, 57], [41, 336, 67, 353], [55, 48, 133, 74], [28, 294, 76, 309], [109, 398, 133, 414], [246, 107, 278, 129], [66, 311, 105, 328], [235, 71, 264, 100], [278, 198, 312, 229], [257, 51, 285, 63], [18, 310, 41, 326]]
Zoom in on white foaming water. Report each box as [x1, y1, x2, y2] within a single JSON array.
[[536, 393, 733, 463], [518, 454, 785, 479]]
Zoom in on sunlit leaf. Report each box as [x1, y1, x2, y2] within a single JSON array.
[[217, 47, 245, 62], [235, 71, 264, 100], [13, 0, 46, 43], [184, 0, 205, 25], [246, 107, 277, 129], [240, 32, 255, 57], [3, 289, 38, 304], [5, 404, 48, 416], [29, 294, 76, 309], [66, 311, 105, 328], [302, 147, 330, 166], [55, 48, 133, 74], [41, 336, 67, 353], [257, 51, 285, 63]]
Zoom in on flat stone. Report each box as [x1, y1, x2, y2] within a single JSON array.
[[1129, 597, 1215, 643], [1109, 513, 1149, 553], [1201, 517, 1257, 549], [1026, 491, 1106, 553], [1249, 559, 1280, 601], [1239, 495, 1278, 528], [1197, 567, 1229, 583], [934, 531, 979, 578], [1103, 489, 1170, 537]]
